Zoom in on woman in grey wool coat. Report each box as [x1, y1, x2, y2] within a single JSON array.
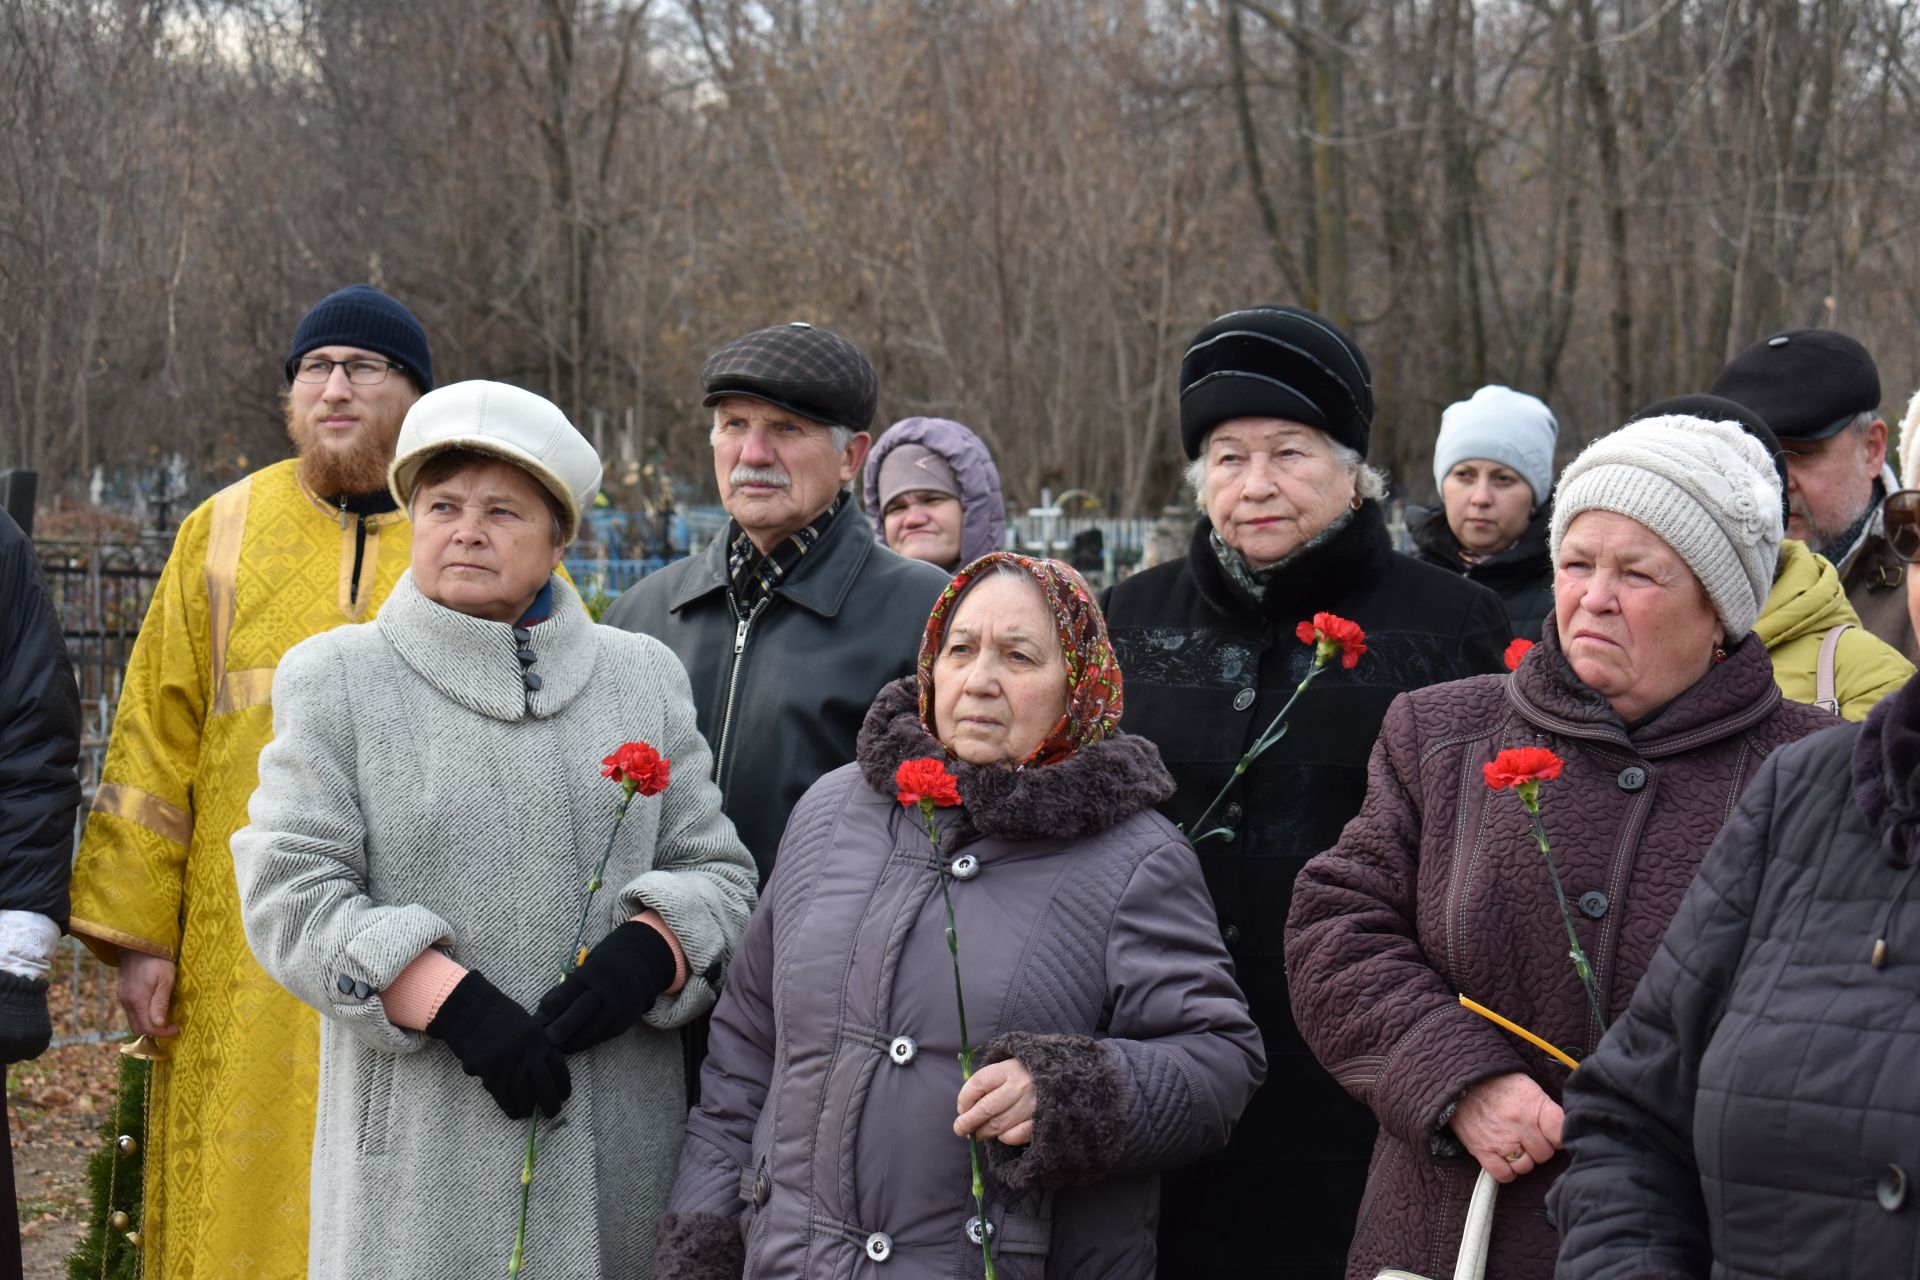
[[652, 551, 1266, 1280], [234, 381, 757, 1279]]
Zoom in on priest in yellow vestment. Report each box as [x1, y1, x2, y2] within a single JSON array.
[[68, 286, 434, 1277]]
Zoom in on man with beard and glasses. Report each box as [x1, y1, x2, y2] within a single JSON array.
[[67, 285, 431, 1278], [1711, 328, 1913, 660], [604, 322, 947, 884]]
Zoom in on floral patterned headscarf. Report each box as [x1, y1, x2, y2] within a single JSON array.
[[915, 552, 1123, 768]]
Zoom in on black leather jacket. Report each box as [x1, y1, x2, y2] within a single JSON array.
[[603, 501, 949, 882], [0, 510, 79, 924]]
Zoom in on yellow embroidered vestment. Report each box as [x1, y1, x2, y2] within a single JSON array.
[[70, 458, 412, 1278]]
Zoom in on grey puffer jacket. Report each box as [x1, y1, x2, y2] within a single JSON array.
[[1549, 672, 1920, 1279], [862, 417, 1006, 568], [654, 678, 1266, 1279]]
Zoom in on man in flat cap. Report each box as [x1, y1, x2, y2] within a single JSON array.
[[68, 284, 433, 1275], [1710, 329, 1912, 657], [604, 322, 947, 883]]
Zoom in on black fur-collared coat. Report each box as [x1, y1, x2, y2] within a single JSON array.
[[1101, 502, 1511, 1280]]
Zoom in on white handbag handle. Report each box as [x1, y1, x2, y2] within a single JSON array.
[[1451, 1168, 1500, 1280]]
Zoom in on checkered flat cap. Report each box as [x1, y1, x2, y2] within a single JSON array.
[[701, 321, 878, 431]]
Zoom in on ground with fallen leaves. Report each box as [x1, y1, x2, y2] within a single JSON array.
[[12, 946, 124, 1278]]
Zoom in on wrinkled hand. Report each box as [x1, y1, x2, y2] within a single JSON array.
[[955, 1058, 1036, 1146], [118, 951, 180, 1038], [428, 971, 571, 1121], [1451, 1071, 1563, 1184], [537, 920, 676, 1055]]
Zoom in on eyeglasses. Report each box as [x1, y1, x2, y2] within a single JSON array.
[[1883, 489, 1920, 562], [292, 357, 404, 385]]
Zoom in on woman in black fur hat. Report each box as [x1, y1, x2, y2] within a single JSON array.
[[1102, 304, 1511, 1280]]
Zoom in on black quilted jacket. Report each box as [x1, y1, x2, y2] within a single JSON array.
[[1409, 503, 1555, 642], [1549, 674, 1920, 1279], [1285, 629, 1833, 1280], [0, 508, 78, 925]]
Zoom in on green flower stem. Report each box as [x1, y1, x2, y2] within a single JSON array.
[[1184, 656, 1329, 845], [1524, 803, 1607, 1038], [508, 783, 638, 1276], [923, 803, 997, 1280]]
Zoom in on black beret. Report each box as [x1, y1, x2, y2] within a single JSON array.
[[1707, 329, 1880, 442], [700, 321, 878, 432], [1179, 305, 1373, 460], [1631, 393, 1790, 523]]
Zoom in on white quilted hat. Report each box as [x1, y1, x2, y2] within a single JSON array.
[[389, 380, 602, 543]]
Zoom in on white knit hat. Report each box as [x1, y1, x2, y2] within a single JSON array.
[[1898, 387, 1920, 491], [1549, 415, 1783, 639], [1433, 385, 1559, 506], [389, 381, 603, 544]]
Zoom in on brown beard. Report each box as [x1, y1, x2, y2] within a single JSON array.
[[282, 388, 408, 498]]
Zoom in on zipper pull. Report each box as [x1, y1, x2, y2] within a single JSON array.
[[734, 616, 750, 655]]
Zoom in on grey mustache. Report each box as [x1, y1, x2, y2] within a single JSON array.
[[730, 466, 790, 488]]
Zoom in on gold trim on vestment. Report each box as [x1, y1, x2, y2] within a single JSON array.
[[68, 916, 176, 962], [90, 781, 193, 846], [216, 667, 275, 714], [347, 520, 380, 622], [205, 475, 253, 713]]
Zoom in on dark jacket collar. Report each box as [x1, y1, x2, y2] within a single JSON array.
[[1507, 624, 1783, 758], [855, 677, 1175, 842], [1851, 670, 1920, 869], [668, 492, 878, 618], [1411, 503, 1552, 585], [1186, 500, 1394, 625]]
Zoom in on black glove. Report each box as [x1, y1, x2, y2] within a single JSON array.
[[0, 971, 50, 1064], [537, 920, 676, 1054], [427, 971, 571, 1120]]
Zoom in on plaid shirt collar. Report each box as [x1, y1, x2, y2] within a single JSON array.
[[727, 491, 848, 614]]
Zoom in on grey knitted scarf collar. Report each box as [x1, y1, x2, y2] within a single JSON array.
[[1208, 505, 1358, 602], [377, 569, 597, 722]]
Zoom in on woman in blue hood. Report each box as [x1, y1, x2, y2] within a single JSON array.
[[863, 416, 1006, 572]]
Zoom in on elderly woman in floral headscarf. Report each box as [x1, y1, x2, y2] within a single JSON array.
[[652, 552, 1265, 1280]]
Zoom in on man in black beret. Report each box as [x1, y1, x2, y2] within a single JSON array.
[[603, 322, 948, 883], [1710, 329, 1912, 658]]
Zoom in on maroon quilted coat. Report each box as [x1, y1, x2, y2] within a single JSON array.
[[1285, 628, 1834, 1280]]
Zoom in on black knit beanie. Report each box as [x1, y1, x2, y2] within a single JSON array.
[[284, 285, 434, 391]]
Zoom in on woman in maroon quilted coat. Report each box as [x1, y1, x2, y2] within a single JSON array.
[[1286, 415, 1838, 1280]]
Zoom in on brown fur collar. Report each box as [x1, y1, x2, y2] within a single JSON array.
[[855, 678, 1175, 842]]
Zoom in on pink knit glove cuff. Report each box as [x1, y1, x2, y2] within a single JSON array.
[[632, 911, 689, 995], [381, 947, 469, 1030]]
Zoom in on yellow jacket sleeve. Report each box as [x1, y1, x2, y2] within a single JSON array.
[[1836, 625, 1914, 721], [69, 508, 213, 962]]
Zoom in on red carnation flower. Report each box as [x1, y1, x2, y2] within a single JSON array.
[[1504, 638, 1535, 671], [1295, 612, 1368, 670], [601, 742, 671, 797], [895, 757, 962, 809], [1483, 746, 1565, 791]]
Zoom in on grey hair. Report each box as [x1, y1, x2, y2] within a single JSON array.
[[1183, 436, 1389, 511], [1845, 410, 1878, 439]]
